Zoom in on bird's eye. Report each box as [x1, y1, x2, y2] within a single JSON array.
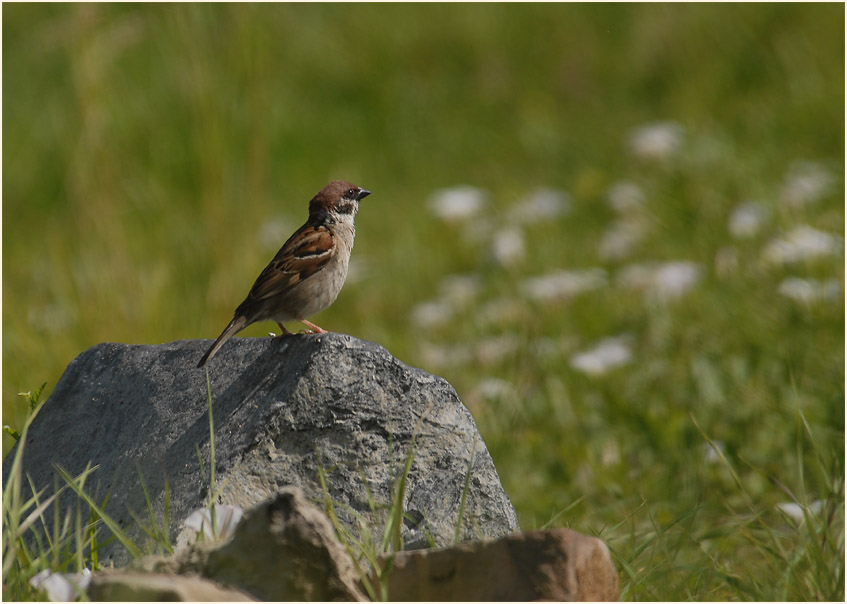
[[347, 188, 356, 197]]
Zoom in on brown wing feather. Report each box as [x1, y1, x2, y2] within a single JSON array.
[[242, 224, 335, 305]]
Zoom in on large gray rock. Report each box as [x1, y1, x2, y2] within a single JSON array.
[[3, 334, 519, 566]]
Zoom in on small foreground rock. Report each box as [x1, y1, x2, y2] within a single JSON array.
[[134, 487, 367, 601], [89, 571, 256, 602], [376, 528, 619, 601]]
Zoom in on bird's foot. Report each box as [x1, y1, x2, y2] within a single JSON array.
[[299, 319, 327, 335], [271, 323, 296, 339]]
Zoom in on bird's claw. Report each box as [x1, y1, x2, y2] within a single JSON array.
[[271, 324, 296, 339]]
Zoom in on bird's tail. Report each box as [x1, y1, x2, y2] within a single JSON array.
[[197, 315, 249, 367]]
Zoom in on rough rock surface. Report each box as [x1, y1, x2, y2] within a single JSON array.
[[2, 334, 518, 566], [89, 571, 256, 602], [377, 528, 620, 601], [135, 487, 367, 601]]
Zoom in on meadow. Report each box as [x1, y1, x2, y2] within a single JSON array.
[[3, 3, 844, 600]]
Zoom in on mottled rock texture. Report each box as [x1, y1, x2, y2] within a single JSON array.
[[3, 334, 518, 566]]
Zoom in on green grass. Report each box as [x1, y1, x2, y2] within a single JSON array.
[[3, 3, 843, 600], [2, 389, 108, 601]]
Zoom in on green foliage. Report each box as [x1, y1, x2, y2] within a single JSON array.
[[3, 4, 843, 600], [2, 399, 116, 600], [4, 383, 46, 441], [193, 367, 236, 542]]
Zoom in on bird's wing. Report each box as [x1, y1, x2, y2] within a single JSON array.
[[244, 223, 336, 303]]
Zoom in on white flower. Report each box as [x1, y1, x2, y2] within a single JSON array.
[[570, 336, 633, 376], [762, 226, 843, 265], [410, 300, 454, 329], [652, 262, 702, 300], [781, 161, 835, 208], [471, 378, 515, 401], [598, 219, 648, 261], [617, 261, 702, 302], [628, 121, 684, 161], [30, 568, 92, 602], [428, 185, 488, 221], [728, 201, 768, 239], [439, 274, 481, 307], [184, 504, 244, 541], [522, 268, 607, 302], [410, 275, 481, 330], [474, 334, 521, 365], [490, 227, 526, 267], [778, 277, 841, 305], [508, 188, 570, 224], [606, 180, 645, 213], [602, 441, 621, 467], [703, 440, 726, 464], [776, 500, 825, 523]]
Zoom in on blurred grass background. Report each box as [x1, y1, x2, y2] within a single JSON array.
[[2, 3, 844, 599]]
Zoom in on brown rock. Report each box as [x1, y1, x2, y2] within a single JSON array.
[[89, 571, 256, 601], [377, 528, 618, 601], [135, 487, 367, 602]]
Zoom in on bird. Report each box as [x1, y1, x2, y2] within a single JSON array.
[[197, 180, 371, 367]]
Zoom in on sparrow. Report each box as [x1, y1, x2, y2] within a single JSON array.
[[197, 180, 371, 367]]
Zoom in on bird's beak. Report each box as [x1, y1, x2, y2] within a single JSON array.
[[357, 188, 371, 200]]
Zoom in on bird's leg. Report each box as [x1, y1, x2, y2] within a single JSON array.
[[299, 319, 327, 335], [272, 322, 295, 339]]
